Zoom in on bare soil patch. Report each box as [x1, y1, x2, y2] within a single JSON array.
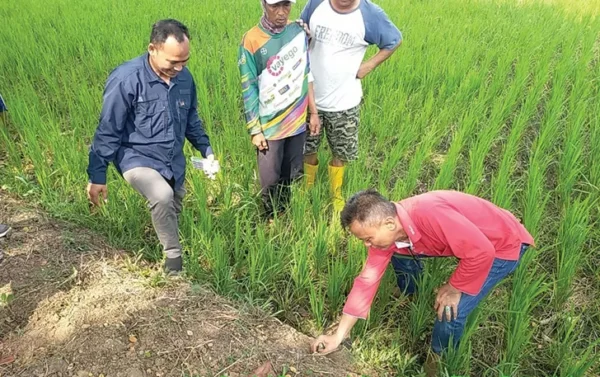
[[0, 191, 358, 377]]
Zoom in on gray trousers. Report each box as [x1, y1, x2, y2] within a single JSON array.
[[257, 131, 306, 217], [123, 167, 186, 259]]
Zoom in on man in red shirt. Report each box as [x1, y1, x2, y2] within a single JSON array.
[[311, 189, 534, 360]]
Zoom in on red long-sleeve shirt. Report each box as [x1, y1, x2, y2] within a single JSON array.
[[343, 191, 535, 319]]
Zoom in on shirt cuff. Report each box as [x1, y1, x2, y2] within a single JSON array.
[[249, 126, 262, 136], [448, 275, 480, 296], [88, 172, 107, 185], [341, 310, 367, 320]]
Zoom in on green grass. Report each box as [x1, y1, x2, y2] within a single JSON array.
[[1, 0, 600, 375]]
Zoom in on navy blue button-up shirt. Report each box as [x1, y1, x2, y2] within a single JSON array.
[[87, 53, 212, 190]]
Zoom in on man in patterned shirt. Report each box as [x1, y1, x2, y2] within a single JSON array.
[[239, 0, 320, 220]]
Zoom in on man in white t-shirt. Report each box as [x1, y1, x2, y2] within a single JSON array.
[[301, 0, 402, 211]]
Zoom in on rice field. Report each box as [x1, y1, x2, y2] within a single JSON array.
[[1, 0, 599, 375]]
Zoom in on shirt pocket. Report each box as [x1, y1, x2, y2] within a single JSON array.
[[134, 96, 167, 139], [177, 90, 192, 126]]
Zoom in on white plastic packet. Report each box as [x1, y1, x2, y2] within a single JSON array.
[[190, 156, 220, 180]]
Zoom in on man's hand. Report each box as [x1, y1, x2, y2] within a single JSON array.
[[434, 283, 462, 321], [251, 133, 269, 151], [311, 334, 342, 355], [87, 183, 108, 207], [309, 113, 321, 136], [356, 61, 375, 80], [296, 19, 311, 38], [356, 45, 400, 80]]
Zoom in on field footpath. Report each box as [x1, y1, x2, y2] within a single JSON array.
[[0, 189, 359, 377]]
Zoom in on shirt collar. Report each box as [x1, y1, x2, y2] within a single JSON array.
[[143, 53, 162, 83], [143, 53, 180, 85], [370, 203, 422, 253], [395, 202, 422, 244]]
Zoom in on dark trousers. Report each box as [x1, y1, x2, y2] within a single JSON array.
[[257, 131, 306, 218]]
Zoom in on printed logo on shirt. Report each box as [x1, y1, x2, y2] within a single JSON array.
[[264, 94, 276, 106], [313, 25, 357, 47], [277, 71, 292, 84], [260, 47, 268, 55], [278, 85, 290, 95], [264, 85, 277, 96], [273, 96, 290, 109], [266, 46, 300, 76], [292, 58, 303, 71], [273, 84, 301, 109], [238, 54, 247, 66], [291, 71, 303, 84], [267, 55, 284, 76]]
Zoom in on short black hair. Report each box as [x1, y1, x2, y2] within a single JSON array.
[[340, 189, 397, 230], [150, 19, 190, 45]]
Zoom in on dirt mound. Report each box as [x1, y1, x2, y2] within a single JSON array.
[[0, 191, 359, 377]]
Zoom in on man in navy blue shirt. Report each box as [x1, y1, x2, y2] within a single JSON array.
[[86, 19, 213, 272]]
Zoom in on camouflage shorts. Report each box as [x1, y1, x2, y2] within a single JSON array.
[[304, 105, 360, 162]]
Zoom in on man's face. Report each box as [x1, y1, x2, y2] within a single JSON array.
[[148, 35, 190, 79], [349, 218, 398, 250], [265, 1, 292, 28]]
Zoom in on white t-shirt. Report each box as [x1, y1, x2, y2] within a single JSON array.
[[301, 0, 402, 112]]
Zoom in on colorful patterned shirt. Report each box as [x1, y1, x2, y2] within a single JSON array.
[[239, 23, 310, 140]]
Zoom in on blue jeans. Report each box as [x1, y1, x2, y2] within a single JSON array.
[[391, 244, 529, 354]]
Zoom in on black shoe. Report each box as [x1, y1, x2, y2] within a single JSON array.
[[164, 257, 182, 273], [0, 224, 10, 238]]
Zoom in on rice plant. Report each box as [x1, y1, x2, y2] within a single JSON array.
[[1, 0, 599, 375]]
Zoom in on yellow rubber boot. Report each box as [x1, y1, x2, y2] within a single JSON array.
[[328, 165, 345, 212], [304, 163, 318, 189]]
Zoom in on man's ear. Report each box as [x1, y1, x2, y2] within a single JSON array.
[[384, 216, 397, 231]]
